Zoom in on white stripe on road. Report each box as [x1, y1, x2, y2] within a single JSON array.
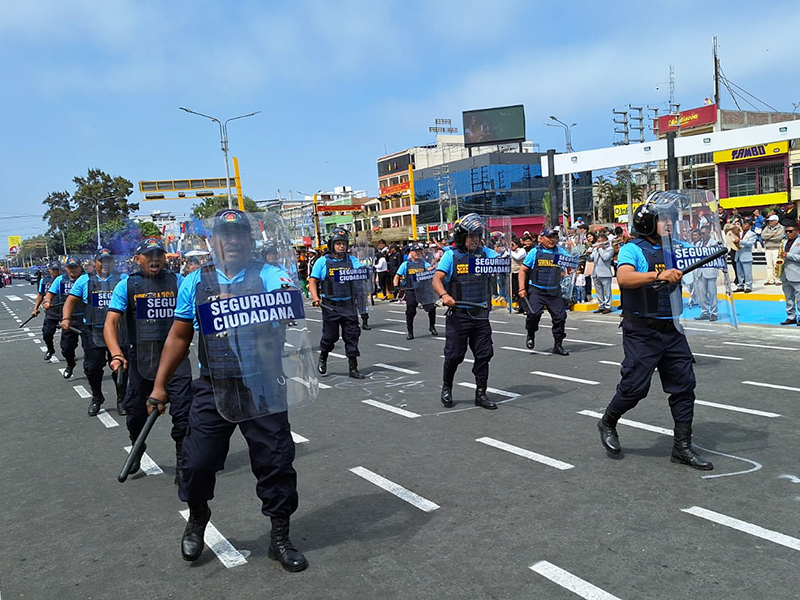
[[723, 341, 798, 351], [39, 345, 48, 352], [378, 329, 406, 335], [385, 318, 408, 324], [289, 376, 331, 390], [492, 330, 526, 337], [476, 437, 573, 470], [598, 360, 622, 366], [291, 432, 309, 444], [305, 317, 322, 322], [568, 338, 614, 346], [123, 445, 163, 475], [693, 352, 743, 361], [580, 319, 619, 325], [531, 371, 600, 385], [6, 295, 21, 301], [376, 343, 410, 351], [577, 410, 673, 435], [24, 293, 37, 299], [530, 561, 622, 600], [73, 385, 91, 398], [328, 352, 346, 359], [178, 510, 248, 568], [26, 332, 35, 337], [441, 354, 474, 363], [349, 466, 439, 512], [33, 339, 41, 344], [49, 356, 59, 363], [457, 382, 520, 398], [362, 399, 421, 419], [372, 363, 419, 374], [694, 400, 780, 418], [742, 381, 800, 393], [682, 506, 800, 552], [96, 409, 119, 428], [501, 346, 553, 356]]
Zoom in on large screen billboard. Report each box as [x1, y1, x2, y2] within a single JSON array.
[[462, 104, 526, 148]]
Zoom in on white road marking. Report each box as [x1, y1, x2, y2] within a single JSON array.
[[305, 317, 322, 322], [695, 400, 781, 418], [73, 385, 91, 398], [291, 432, 309, 444], [377, 328, 406, 335], [96, 409, 119, 428], [779, 474, 800, 484], [328, 352, 346, 359], [692, 352, 743, 361], [492, 330, 526, 337], [580, 318, 619, 325], [376, 343, 410, 351], [178, 510, 248, 568], [33, 339, 41, 344], [349, 466, 439, 512], [578, 409, 672, 435], [441, 354, 474, 363], [49, 356, 60, 363], [26, 332, 35, 337], [6, 295, 21, 301], [476, 437, 573, 470], [123, 445, 163, 475], [568, 338, 614, 346], [682, 506, 800, 552], [289, 376, 331, 390], [457, 382, 520, 398], [742, 380, 800, 393], [530, 561, 622, 600], [723, 341, 798, 351], [39, 345, 47, 352], [385, 318, 408, 324], [372, 363, 419, 374], [501, 346, 552, 356], [531, 371, 600, 385], [24, 293, 37, 299], [598, 360, 622, 366], [59, 368, 66, 376], [362, 399, 421, 419]]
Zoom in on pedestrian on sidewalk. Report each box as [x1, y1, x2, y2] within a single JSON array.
[[587, 234, 614, 313], [734, 220, 756, 293], [779, 222, 800, 325], [762, 214, 785, 285]]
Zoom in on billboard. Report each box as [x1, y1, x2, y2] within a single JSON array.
[[8, 235, 21, 252], [655, 104, 717, 134], [462, 104, 526, 148]]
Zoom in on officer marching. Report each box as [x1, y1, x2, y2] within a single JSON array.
[[392, 244, 438, 340], [104, 238, 193, 481], [147, 209, 311, 571], [517, 227, 571, 356], [62, 249, 129, 416], [308, 227, 366, 379], [596, 193, 714, 470], [42, 257, 85, 379], [31, 260, 63, 361], [432, 213, 502, 410]]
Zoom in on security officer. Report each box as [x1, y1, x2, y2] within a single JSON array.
[[596, 194, 713, 470], [393, 244, 438, 340], [104, 238, 192, 481], [518, 227, 571, 356], [62, 249, 129, 416], [42, 257, 85, 379], [146, 209, 307, 570], [432, 213, 499, 410], [308, 227, 365, 379], [31, 260, 63, 361]]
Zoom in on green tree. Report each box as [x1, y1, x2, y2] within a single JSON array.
[[593, 174, 645, 222], [191, 195, 260, 220], [139, 221, 161, 238], [542, 192, 552, 226]]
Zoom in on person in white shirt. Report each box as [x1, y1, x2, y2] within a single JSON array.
[[374, 253, 389, 300]]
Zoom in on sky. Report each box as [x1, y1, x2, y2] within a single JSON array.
[[1, 0, 799, 255]]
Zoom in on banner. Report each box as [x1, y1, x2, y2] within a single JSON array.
[[8, 235, 21, 251], [468, 257, 511, 275]]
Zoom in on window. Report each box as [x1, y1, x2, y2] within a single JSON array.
[[758, 162, 786, 194], [727, 162, 786, 197], [727, 166, 756, 198], [793, 165, 800, 187]]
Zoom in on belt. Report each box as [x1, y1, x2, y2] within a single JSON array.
[[452, 305, 488, 314], [623, 312, 676, 332], [321, 298, 353, 307]]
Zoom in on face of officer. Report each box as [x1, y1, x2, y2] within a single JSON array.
[[465, 234, 481, 252], [540, 234, 558, 249], [135, 250, 166, 277], [95, 257, 115, 277], [49, 268, 60, 277], [408, 249, 420, 261], [212, 228, 254, 273], [656, 217, 675, 238], [65, 265, 82, 280], [332, 241, 347, 256]]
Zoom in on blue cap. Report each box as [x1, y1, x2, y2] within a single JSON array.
[[135, 237, 166, 255], [48, 261, 62, 270], [212, 209, 251, 233], [65, 257, 81, 267], [94, 248, 113, 260], [539, 227, 559, 238]]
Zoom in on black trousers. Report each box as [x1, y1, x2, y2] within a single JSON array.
[[404, 289, 436, 332], [60, 322, 84, 366], [377, 272, 390, 297], [319, 304, 361, 357], [442, 308, 493, 385], [524, 288, 567, 342], [42, 314, 59, 352], [81, 328, 130, 394], [608, 316, 696, 423], [124, 348, 192, 444], [179, 378, 298, 518]]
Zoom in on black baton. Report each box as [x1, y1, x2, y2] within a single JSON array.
[[651, 247, 728, 291], [118, 408, 160, 482], [18, 314, 37, 328]]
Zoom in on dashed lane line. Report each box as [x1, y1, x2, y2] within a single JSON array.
[[530, 561, 622, 600], [723, 341, 798, 351], [73, 385, 91, 398], [598, 360, 622, 366], [178, 510, 248, 568], [457, 382, 520, 398], [96, 410, 120, 428], [26, 332, 34, 337], [24, 293, 37, 299], [694, 400, 781, 418], [567, 338, 614, 346], [682, 506, 800, 552], [372, 363, 419, 375], [349, 466, 439, 512], [476, 437, 574, 470], [6, 295, 21, 301], [440, 354, 474, 363], [376, 343, 410, 351], [692, 352, 743, 361], [377, 329, 406, 335], [362, 399, 421, 419], [531, 371, 600, 385], [500, 346, 554, 357], [742, 380, 800, 393], [122, 446, 163, 476]]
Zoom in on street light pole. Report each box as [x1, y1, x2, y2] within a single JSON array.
[[548, 117, 577, 227], [180, 107, 261, 209], [96, 201, 101, 250]]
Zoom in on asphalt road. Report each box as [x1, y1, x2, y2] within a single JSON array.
[[2, 282, 800, 599]]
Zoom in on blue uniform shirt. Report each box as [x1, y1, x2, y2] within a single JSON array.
[[309, 254, 364, 301], [108, 272, 185, 313], [68, 272, 128, 323], [436, 246, 498, 283], [616, 242, 650, 273], [395, 260, 432, 285], [39, 276, 55, 295], [48, 274, 73, 295], [175, 263, 296, 330], [522, 245, 572, 291]]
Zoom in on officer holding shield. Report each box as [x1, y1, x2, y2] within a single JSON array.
[[392, 244, 438, 340], [518, 227, 571, 356], [31, 260, 63, 361], [308, 227, 366, 379], [147, 209, 309, 571], [62, 249, 129, 416], [104, 238, 192, 481], [432, 213, 501, 410], [42, 257, 85, 379], [596, 193, 713, 470]]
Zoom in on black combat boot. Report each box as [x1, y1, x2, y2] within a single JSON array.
[[552, 341, 569, 356], [440, 383, 453, 408], [406, 328, 414, 340], [597, 407, 621, 456], [671, 422, 713, 471], [428, 311, 438, 336], [348, 357, 365, 379], [87, 381, 105, 417], [181, 502, 211, 562], [317, 351, 328, 375], [361, 314, 371, 330], [63, 361, 76, 379], [474, 384, 497, 410], [525, 334, 535, 349], [43, 348, 55, 361], [268, 517, 308, 572], [174, 440, 184, 486]]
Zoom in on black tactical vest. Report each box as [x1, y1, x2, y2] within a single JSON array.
[[320, 254, 356, 300], [620, 238, 675, 318], [445, 248, 492, 305], [528, 245, 561, 295], [86, 274, 123, 329]]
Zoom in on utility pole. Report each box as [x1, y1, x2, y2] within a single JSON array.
[[547, 150, 558, 228], [713, 36, 720, 107], [613, 108, 633, 224]]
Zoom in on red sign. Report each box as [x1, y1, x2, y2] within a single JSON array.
[[655, 104, 717, 134], [379, 181, 410, 196]]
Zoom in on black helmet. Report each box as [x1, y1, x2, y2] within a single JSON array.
[[453, 213, 488, 249], [327, 227, 350, 249], [632, 192, 680, 237]]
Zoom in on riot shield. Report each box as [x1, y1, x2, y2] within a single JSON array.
[[352, 241, 376, 313], [656, 190, 737, 333], [133, 270, 180, 380], [197, 211, 318, 422], [411, 267, 437, 307], [317, 251, 368, 318], [488, 217, 514, 313], [88, 257, 125, 346], [556, 249, 579, 303], [258, 212, 302, 288]]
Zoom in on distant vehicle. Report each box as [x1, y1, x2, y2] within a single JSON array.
[[10, 267, 24, 279]]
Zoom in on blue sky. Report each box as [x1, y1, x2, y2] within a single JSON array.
[[1, 0, 798, 254]]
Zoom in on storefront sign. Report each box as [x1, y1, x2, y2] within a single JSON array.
[[613, 202, 643, 218], [713, 141, 789, 164], [656, 104, 717, 134], [379, 181, 410, 196]]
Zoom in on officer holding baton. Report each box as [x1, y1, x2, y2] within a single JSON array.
[[31, 260, 63, 361]]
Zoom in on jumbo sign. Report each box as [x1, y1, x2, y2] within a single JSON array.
[[713, 141, 788, 164]]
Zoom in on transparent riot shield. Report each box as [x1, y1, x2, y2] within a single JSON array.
[[655, 190, 737, 333], [88, 257, 125, 346], [488, 217, 514, 313], [317, 248, 368, 318], [133, 270, 180, 380], [197, 211, 318, 422], [556, 249, 579, 304], [352, 241, 376, 314]]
